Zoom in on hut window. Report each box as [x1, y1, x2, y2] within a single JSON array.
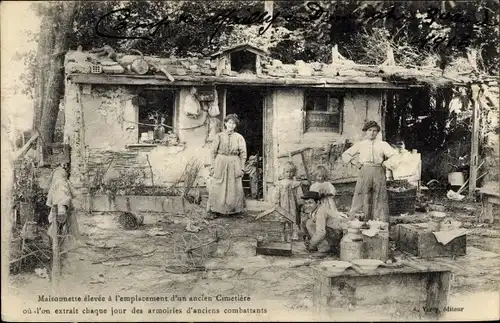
[[304, 90, 343, 133], [231, 51, 256, 74], [136, 89, 175, 143]]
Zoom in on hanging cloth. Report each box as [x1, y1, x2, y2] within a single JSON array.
[[208, 87, 220, 117], [449, 96, 463, 115], [185, 87, 201, 118], [207, 117, 222, 143]]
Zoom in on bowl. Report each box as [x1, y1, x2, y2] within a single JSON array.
[[430, 211, 447, 222], [351, 259, 384, 271], [317, 260, 352, 273]]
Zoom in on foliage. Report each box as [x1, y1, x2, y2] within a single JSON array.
[[67, 0, 262, 56], [13, 158, 43, 204], [12, 157, 48, 224], [16, 1, 498, 99], [271, 0, 498, 73], [89, 168, 148, 199]]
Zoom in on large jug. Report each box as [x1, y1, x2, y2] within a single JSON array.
[[340, 221, 364, 261]]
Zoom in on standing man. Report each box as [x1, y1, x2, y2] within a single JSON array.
[[341, 121, 396, 222]]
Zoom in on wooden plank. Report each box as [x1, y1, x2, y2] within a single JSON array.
[[50, 221, 61, 292], [256, 241, 292, 256], [312, 275, 332, 314], [68, 73, 409, 89], [469, 85, 481, 196], [426, 271, 452, 315], [331, 177, 358, 184], [13, 132, 39, 161], [277, 147, 309, 158], [481, 197, 495, 224], [300, 150, 313, 185], [313, 263, 450, 278], [263, 88, 273, 199]]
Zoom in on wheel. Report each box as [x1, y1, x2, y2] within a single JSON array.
[[173, 233, 207, 267], [206, 224, 232, 257]]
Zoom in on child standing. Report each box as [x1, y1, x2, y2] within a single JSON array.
[[309, 166, 338, 212], [272, 161, 304, 240]]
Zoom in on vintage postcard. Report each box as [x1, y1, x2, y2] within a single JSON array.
[[1, 0, 499, 321]]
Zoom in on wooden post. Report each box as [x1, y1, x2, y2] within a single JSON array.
[[426, 271, 452, 316], [50, 215, 61, 292], [469, 85, 481, 197]]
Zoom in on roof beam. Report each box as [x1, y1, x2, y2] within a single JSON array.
[[67, 74, 410, 89]]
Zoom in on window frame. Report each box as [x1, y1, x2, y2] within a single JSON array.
[[132, 87, 179, 145], [303, 90, 344, 134]]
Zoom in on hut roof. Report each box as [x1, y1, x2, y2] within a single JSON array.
[[65, 45, 478, 88], [255, 205, 295, 223], [210, 43, 269, 58]]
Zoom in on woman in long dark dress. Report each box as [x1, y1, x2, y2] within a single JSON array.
[[206, 114, 247, 218]]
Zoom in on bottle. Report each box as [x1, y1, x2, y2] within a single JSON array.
[[157, 117, 166, 141], [340, 221, 364, 261]]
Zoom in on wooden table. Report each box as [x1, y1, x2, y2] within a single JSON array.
[[312, 263, 452, 317], [479, 187, 499, 224]]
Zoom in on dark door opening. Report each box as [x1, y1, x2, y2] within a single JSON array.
[[226, 87, 264, 200]]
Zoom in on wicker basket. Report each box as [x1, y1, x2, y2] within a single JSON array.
[[388, 187, 417, 216]]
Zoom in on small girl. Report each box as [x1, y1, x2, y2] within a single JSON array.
[[272, 161, 304, 240], [309, 165, 348, 224], [309, 166, 337, 210]]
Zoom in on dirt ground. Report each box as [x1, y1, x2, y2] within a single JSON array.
[[5, 198, 500, 322]]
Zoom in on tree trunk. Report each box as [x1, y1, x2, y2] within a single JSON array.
[[32, 8, 54, 134], [38, 1, 77, 165], [33, 5, 55, 163]]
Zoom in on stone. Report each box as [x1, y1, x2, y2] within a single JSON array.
[[200, 69, 213, 75], [66, 62, 91, 74], [272, 59, 283, 67], [322, 65, 338, 76], [268, 70, 286, 77], [102, 65, 125, 74]]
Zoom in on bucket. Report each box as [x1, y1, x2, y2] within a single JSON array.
[[448, 172, 465, 186]]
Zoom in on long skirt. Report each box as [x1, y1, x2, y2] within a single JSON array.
[[207, 155, 246, 215], [350, 165, 389, 222]]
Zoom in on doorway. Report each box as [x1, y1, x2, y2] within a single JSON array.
[[226, 87, 264, 200]]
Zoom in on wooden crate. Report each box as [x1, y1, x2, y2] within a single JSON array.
[[396, 224, 466, 258]]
